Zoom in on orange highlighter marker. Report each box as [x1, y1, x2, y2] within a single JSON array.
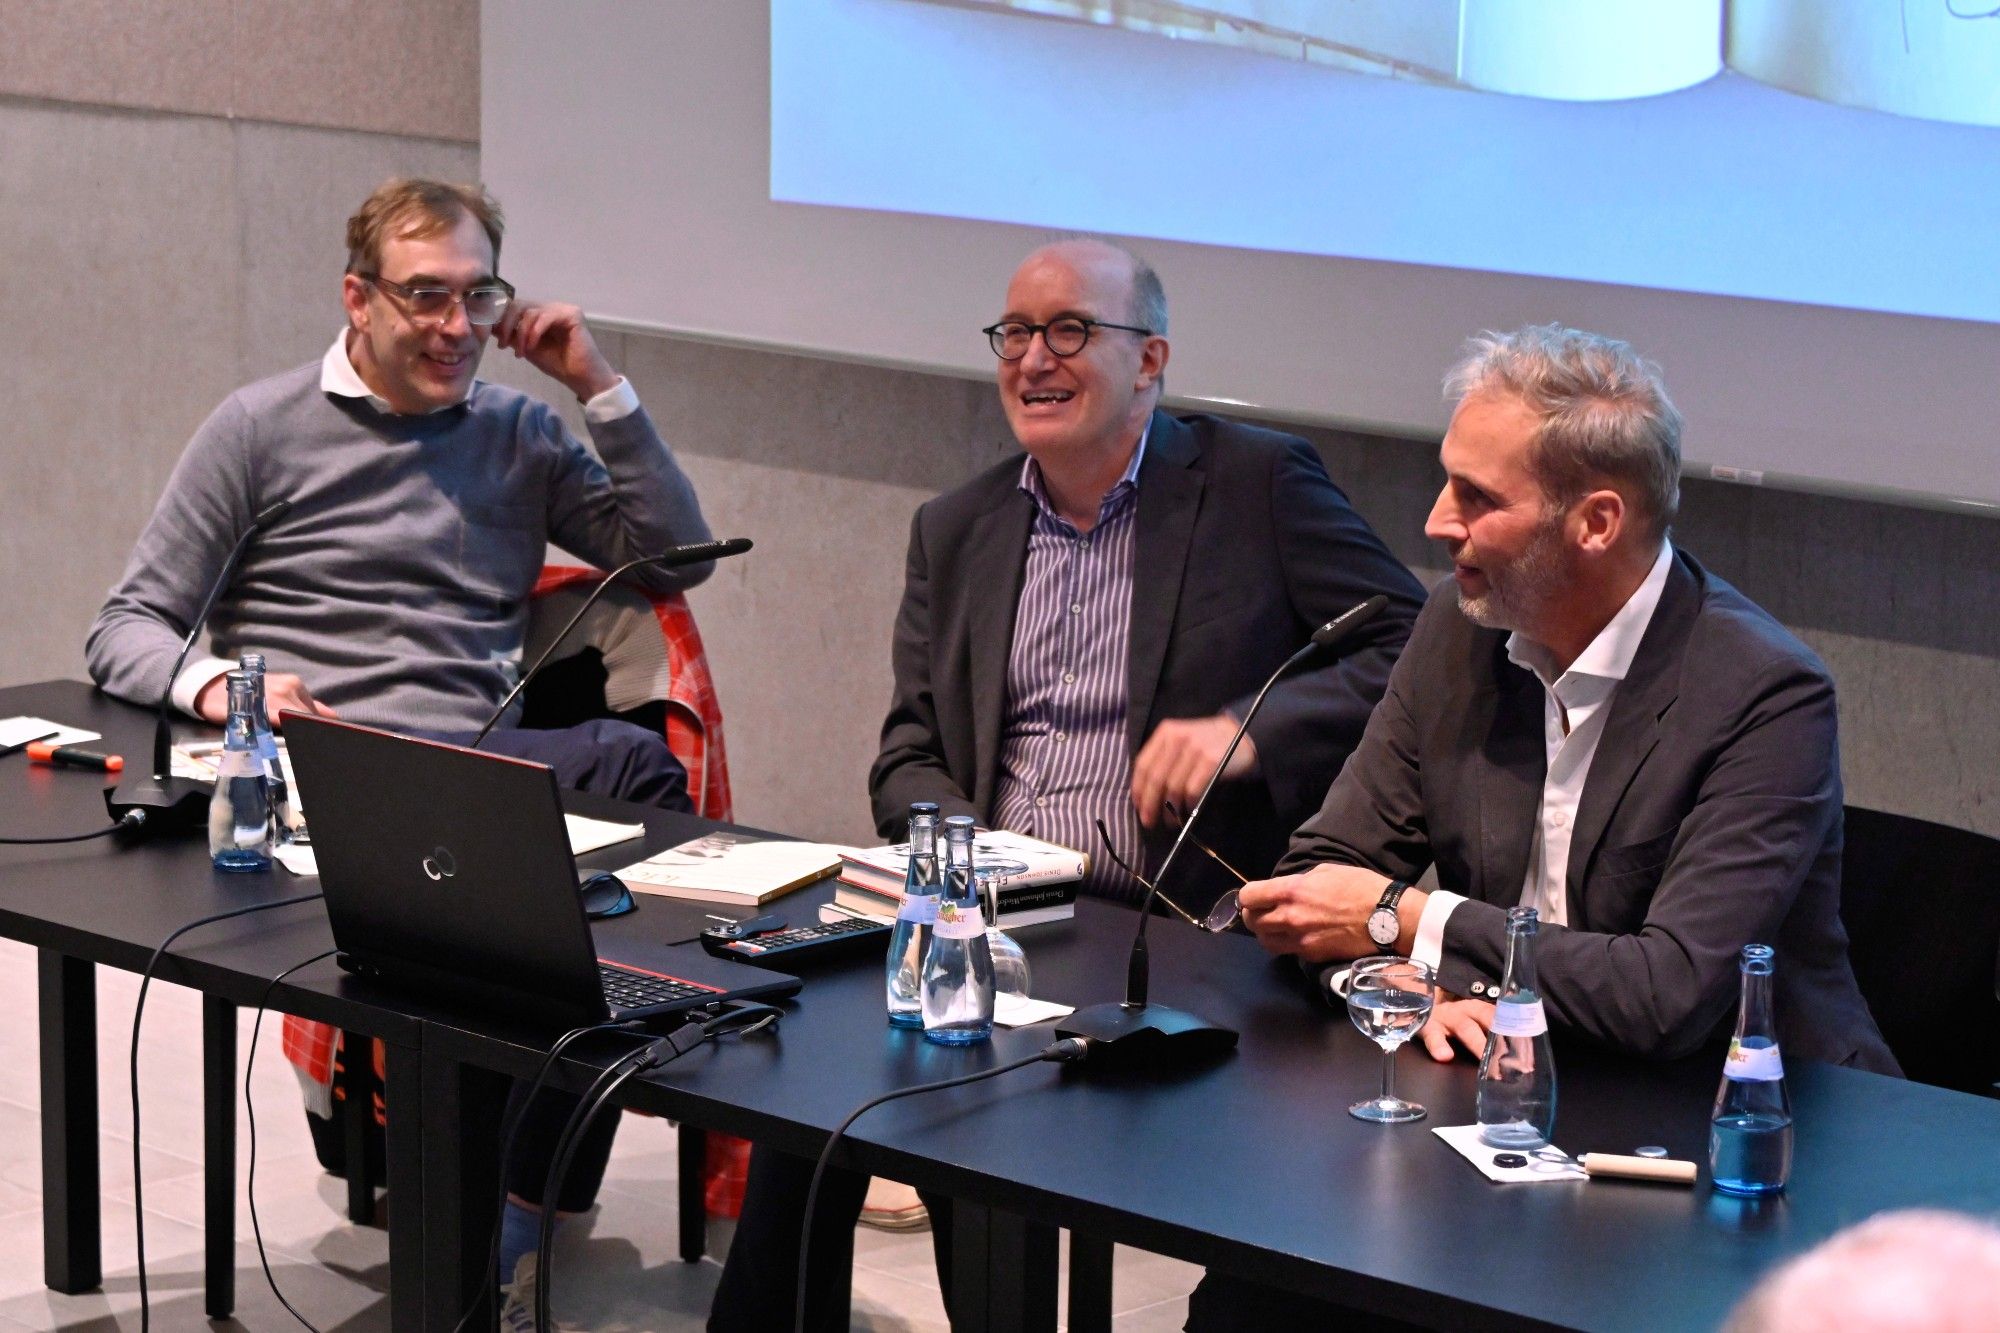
[[26, 742, 124, 774]]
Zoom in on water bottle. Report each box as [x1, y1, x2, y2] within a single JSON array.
[[237, 653, 295, 846], [208, 670, 273, 872], [921, 815, 994, 1045], [885, 803, 942, 1028], [1709, 943, 1793, 1195], [1477, 906, 1558, 1147]]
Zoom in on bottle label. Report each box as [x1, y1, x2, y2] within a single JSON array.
[[216, 748, 262, 779], [1725, 1039, 1785, 1082], [931, 900, 986, 940], [897, 894, 939, 924], [1489, 997, 1547, 1037]]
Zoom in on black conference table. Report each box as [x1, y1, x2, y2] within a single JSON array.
[[3, 679, 1999, 1331]]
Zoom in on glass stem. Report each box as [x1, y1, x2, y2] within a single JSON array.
[[1380, 1045, 1397, 1103]]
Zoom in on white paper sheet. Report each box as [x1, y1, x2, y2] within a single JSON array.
[[0, 717, 101, 748], [994, 994, 1075, 1028], [1433, 1124, 1586, 1183]]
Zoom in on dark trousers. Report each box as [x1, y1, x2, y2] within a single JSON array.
[[446, 717, 692, 813], [309, 718, 692, 1211], [1184, 1273, 1431, 1331], [709, 1144, 953, 1332], [502, 1076, 623, 1212]]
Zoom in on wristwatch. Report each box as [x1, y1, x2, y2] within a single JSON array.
[[1366, 878, 1412, 948]]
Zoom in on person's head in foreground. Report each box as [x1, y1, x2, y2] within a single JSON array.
[[1724, 1208, 2000, 1333]]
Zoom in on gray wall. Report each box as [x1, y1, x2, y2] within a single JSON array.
[[6, 2, 1997, 848]]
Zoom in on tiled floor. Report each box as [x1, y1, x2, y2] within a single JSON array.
[[0, 937, 1198, 1330]]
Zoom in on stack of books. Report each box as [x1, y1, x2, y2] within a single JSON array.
[[830, 828, 1086, 928]]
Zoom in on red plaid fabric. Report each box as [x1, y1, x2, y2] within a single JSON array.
[[282, 567, 735, 1109]]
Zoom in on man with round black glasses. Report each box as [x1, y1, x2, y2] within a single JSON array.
[[709, 236, 1426, 1331]]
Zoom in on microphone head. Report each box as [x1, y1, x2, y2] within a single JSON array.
[[1311, 594, 1389, 649], [647, 537, 752, 567]]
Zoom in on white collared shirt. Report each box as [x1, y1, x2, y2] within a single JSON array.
[[317, 330, 640, 423], [166, 333, 643, 716], [1411, 541, 1675, 969]]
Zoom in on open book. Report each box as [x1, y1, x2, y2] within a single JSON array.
[[937, 0, 2000, 128]]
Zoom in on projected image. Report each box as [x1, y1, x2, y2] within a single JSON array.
[[774, 0, 2000, 325], [937, 0, 2000, 126]]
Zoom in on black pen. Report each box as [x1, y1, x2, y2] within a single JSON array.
[[0, 730, 59, 758]]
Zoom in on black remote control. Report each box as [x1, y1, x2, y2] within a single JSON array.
[[700, 915, 891, 967]]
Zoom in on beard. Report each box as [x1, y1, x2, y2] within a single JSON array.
[[1456, 512, 1569, 633]]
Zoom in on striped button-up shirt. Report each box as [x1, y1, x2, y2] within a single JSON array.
[[990, 434, 1147, 901]]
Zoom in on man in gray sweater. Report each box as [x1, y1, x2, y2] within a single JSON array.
[[87, 177, 713, 803], [86, 177, 716, 1277]]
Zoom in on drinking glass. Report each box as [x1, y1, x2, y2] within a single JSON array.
[[980, 879, 1032, 999], [1342, 956, 1436, 1124], [986, 927, 1032, 999]]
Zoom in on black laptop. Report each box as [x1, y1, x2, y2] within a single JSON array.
[[284, 715, 801, 1026]]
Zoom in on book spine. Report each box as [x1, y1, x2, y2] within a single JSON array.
[[837, 864, 907, 897], [995, 901, 1074, 928], [836, 875, 903, 903], [981, 861, 1088, 891], [995, 880, 1078, 912]]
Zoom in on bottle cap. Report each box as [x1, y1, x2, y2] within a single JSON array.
[[1635, 1145, 1669, 1158]]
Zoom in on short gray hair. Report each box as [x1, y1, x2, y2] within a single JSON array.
[[1446, 324, 1681, 543], [1127, 252, 1167, 338]]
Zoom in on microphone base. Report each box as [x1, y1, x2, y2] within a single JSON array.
[[1056, 1002, 1238, 1071], [105, 776, 210, 835]]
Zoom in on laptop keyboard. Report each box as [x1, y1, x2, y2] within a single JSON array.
[[598, 961, 720, 1010]]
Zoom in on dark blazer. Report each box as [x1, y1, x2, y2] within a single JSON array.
[[869, 410, 1426, 902], [1283, 550, 1898, 1072]]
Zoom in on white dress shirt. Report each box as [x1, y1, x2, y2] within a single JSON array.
[[1411, 541, 1675, 972], [168, 333, 641, 715]]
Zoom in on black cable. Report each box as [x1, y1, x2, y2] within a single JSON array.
[[793, 1038, 1091, 1333], [129, 889, 324, 1333], [530, 1035, 686, 1331], [0, 809, 147, 844], [244, 946, 341, 1331], [533, 1004, 783, 1331], [449, 1020, 654, 1333]]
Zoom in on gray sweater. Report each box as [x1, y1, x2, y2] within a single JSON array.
[[87, 361, 713, 732]]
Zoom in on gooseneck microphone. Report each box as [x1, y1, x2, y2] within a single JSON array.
[[1057, 594, 1391, 1069], [467, 538, 754, 748], [106, 499, 294, 833]]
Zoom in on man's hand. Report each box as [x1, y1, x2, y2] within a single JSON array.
[[1130, 714, 1256, 828], [193, 672, 336, 727], [1237, 863, 1389, 962], [1419, 996, 1494, 1063], [492, 299, 620, 403]]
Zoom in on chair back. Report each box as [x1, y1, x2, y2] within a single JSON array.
[[1839, 806, 2000, 1096], [521, 565, 734, 820]]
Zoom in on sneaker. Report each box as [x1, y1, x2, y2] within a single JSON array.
[[499, 1254, 586, 1333], [858, 1177, 930, 1232]]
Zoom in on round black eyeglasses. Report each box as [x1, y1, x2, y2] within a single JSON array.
[[982, 317, 1152, 360]]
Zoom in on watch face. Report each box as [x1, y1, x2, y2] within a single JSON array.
[[1367, 907, 1398, 946]]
